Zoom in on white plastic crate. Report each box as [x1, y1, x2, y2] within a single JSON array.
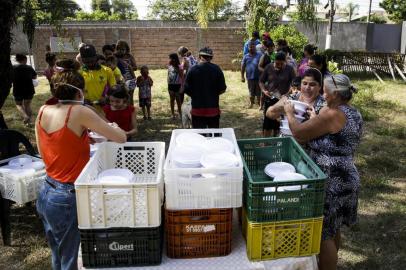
[[164, 128, 243, 210], [75, 142, 165, 229], [0, 154, 46, 204]]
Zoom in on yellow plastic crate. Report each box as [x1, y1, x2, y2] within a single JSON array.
[[242, 209, 323, 261]]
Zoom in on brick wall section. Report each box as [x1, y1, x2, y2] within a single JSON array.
[[33, 21, 245, 72]]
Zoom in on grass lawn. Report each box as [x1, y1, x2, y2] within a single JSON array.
[[0, 69, 405, 269]]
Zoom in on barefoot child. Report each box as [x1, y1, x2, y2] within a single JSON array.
[[136, 65, 153, 120], [167, 53, 184, 119]]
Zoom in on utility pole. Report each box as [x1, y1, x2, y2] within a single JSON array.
[[326, 0, 335, 49], [367, 0, 372, 23]]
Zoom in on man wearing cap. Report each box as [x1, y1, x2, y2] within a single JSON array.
[[79, 44, 116, 108], [184, 47, 226, 128]]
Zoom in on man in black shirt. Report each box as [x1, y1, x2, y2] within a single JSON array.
[[184, 47, 226, 128], [12, 54, 37, 125]]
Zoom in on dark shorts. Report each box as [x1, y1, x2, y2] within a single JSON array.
[[0, 88, 11, 109], [263, 97, 280, 131], [168, 84, 181, 93], [139, 97, 151, 107], [14, 94, 33, 102], [192, 115, 220, 129], [248, 80, 261, 97]]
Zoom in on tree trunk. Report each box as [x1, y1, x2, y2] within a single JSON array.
[[0, 0, 23, 129]]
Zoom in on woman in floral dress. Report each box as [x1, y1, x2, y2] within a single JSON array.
[[284, 74, 363, 270]]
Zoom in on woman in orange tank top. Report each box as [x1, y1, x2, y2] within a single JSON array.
[[35, 59, 126, 270]]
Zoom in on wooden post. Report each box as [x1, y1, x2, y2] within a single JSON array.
[[372, 70, 384, 84], [394, 63, 406, 82], [387, 56, 396, 81]]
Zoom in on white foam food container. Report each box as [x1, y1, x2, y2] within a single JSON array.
[[164, 129, 243, 210]]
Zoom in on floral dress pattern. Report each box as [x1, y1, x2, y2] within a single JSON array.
[[308, 105, 363, 240]]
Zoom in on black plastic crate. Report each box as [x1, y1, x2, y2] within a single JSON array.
[[80, 226, 162, 268]]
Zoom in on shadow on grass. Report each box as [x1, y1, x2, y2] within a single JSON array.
[[357, 120, 406, 182], [0, 203, 51, 270], [339, 208, 406, 270]]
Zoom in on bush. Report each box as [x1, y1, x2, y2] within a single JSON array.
[[328, 61, 343, 74], [269, 24, 308, 61], [67, 10, 122, 21]]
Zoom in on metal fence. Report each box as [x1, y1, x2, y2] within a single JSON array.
[[330, 52, 406, 75]]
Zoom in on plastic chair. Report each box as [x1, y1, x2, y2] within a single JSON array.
[[0, 129, 37, 246]]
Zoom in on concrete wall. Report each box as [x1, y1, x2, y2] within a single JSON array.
[[31, 20, 404, 71], [295, 22, 369, 51], [33, 21, 245, 72], [11, 24, 29, 54], [367, 23, 402, 53]]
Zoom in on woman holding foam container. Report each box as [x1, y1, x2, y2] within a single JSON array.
[[34, 59, 126, 270], [283, 74, 363, 270], [266, 68, 326, 133]]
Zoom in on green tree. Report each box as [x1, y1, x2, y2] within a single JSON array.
[[148, 0, 241, 25], [270, 24, 308, 61], [111, 0, 138, 20], [245, 0, 284, 35], [17, 0, 81, 53], [148, 0, 198, 20], [345, 2, 359, 22], [21, 0, 37, 52], [69, 10, 130, 21], [296, 0, 319, 36], [196, 0, 226, 27], [380, 0, 406, 23], [36, 0, 81, 23], [91, 0, 112, 15], [360, 14, 387, 24]]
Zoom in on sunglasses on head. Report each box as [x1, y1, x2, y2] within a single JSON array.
[[331, 76, 338, 89]]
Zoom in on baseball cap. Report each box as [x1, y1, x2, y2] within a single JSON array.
[[199, 47, 213, 57], [80, 44, 97, 60]]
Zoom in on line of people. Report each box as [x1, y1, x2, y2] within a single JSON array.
[[241, 31, 332, 138]]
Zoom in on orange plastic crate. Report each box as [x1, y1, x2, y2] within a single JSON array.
[[165, 208, 233, 258]]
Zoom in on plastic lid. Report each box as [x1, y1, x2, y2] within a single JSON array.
[[175, 132, 207, 147], [204, 137, 234, 153], [9, 157, 33, 167], [97, 168, 134, 184], [264, 162, 295, 178], [273, 172, 307, 182], [172, 145, 204, 165], [200, 151, 239, 168]]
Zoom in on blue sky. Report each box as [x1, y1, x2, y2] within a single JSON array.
[[73, 0, 384, 19]]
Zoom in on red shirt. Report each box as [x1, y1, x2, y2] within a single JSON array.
[[103, 105, 134, 131], [37, 105, 90, 183]]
